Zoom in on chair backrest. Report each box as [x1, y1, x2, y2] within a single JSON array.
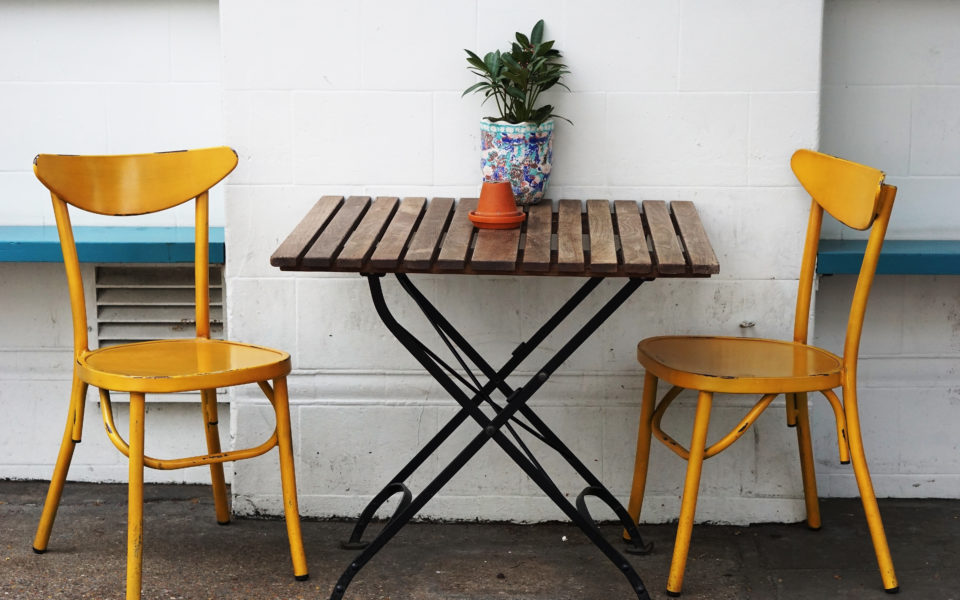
[[33, 147, 238, 357], [790, 149, 896, 378]]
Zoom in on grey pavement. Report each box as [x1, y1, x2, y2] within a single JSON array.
[[2, 481, 958, 600]]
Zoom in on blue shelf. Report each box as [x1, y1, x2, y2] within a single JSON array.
[[0, 226, 225, 264], [817, 239, 960, 275]]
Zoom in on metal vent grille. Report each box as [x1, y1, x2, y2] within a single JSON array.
[[95, 265, 224, 347]]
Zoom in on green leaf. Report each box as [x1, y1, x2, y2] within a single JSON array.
[[532, 40, 554, 59], [530, 19, 544, 45], [505, 86, 526, 101], [516, 32, 530, 47], [466, 57, 488, 71], [483, 51, 499, 75], [461, 81, 490, 97], [501, 53, 522, 71]]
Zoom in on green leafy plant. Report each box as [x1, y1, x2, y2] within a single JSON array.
[[462, 20, 570, 125]]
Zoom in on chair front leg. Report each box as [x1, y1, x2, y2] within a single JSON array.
[[126, 392, 146, 600], [200, 388, 230, 524], [843, 385, 898, 593], [33, 375, 87, 553], [626, 371, 658, 540], [793, 392, 822, 529], [272, 377, 309, 580], [667, 390, 713, 597]]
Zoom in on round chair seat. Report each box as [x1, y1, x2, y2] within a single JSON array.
[[637, 335, 843, 394], [78, 338, 291, 393]]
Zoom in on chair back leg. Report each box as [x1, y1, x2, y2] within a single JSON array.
[[33, 376, 87, 552], [792, 392, 822, 529], [200, 388, 230, 524], [667, 390, 713, 597]]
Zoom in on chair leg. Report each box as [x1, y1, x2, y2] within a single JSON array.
[[667, 390, 713, 597], [625, 371, 658, 540], [200, 388, 230, 524], [33, 376, 87, 553], [793, 392, 821, 529], [126, 392, 146, 600], [844, 386, 898, 593], [272, 377, 309, 580]]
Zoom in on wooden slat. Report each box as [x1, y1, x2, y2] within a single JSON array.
[[270, 195, 343, 268], [471, 228, 520, 271], [557, 199, 584, 272], [436, 198, 478, 270], [642, 200, 686, 274], [369, 197, 426, 269], [614, 201, 652, 275], [671, 201, 719, 275], [302, 196, 370, 267], [521, 202, 553, 272], [586, 200, 617, 272], [336, 196, 398, 269], [403, 197, 454, 270]]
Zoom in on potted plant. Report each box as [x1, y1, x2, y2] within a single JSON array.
[[463, 19, 570, 206]]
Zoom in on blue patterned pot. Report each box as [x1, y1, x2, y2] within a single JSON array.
[[480, 119, 554, 206]]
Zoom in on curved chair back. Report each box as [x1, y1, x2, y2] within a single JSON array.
[[790, 149, 897, 378], [33, 147, 238, 356]]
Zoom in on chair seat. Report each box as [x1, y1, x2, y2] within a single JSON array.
[[77, 338, 291, 393], [637, 335, 842, 394]]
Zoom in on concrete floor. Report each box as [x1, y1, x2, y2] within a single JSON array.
[[1, 481, 958, 600]]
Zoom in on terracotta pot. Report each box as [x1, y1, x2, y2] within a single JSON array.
[[469, 181, 526, 229]]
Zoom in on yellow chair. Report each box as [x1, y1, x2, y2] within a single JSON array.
[[31, 147, 308, 599], [626, 149, 899, 596]]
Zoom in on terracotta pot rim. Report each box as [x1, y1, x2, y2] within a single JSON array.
[[468, 210, 526, 229]]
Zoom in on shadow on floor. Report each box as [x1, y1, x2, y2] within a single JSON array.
[[2, 481, 958, 599]]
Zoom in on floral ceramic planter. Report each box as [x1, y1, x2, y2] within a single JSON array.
[[480, 119, 553, 206]]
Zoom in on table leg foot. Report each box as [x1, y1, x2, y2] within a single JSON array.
[[340, 482, 411, 550]]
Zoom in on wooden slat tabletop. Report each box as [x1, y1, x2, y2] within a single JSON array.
[[271, 197, 719, 278]]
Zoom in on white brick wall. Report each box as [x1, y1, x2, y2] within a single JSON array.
[[0, 0, 224, 227], [816, 0, 960, 499], [822, 0, 960, 240], [0, 0, 227, 485], [223, 0, 824, 523], [5, 0, 956, 524]]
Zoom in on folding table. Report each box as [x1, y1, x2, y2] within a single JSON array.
[[271, 196, 719, 600]]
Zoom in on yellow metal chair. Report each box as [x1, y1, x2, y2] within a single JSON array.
[[31, 147, 308, 599], [626, 149, 899, 596]]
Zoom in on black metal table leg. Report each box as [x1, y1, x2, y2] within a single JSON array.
[[330, 274, 652, 600], [341, 276, 605, 545], [395, 272, 653, 554]]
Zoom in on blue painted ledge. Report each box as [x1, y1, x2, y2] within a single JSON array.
[[817, 239, 960, 275], [0, 226, 225, 264]]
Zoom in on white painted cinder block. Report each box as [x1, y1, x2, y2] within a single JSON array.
[[821, 84, 912, 177], [604, 93, 750, 187], [292, 92, 434, 186], [219, 1, 362, 92], [223, 91, 294, 185], [748, 93, 820, 186], [911, 87, 960, 176], [823, 0, 960, 87], [0, 0, 223, 229], [562, 1, 680, 93], [679, 0, 822, 92], [23, 0, 951, 525], [360, 1, 476, 92]]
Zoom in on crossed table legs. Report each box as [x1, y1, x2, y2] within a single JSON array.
[[329, 273, 653, 600]]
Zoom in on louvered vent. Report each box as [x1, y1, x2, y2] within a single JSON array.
[[95, 265, 224, 347]]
